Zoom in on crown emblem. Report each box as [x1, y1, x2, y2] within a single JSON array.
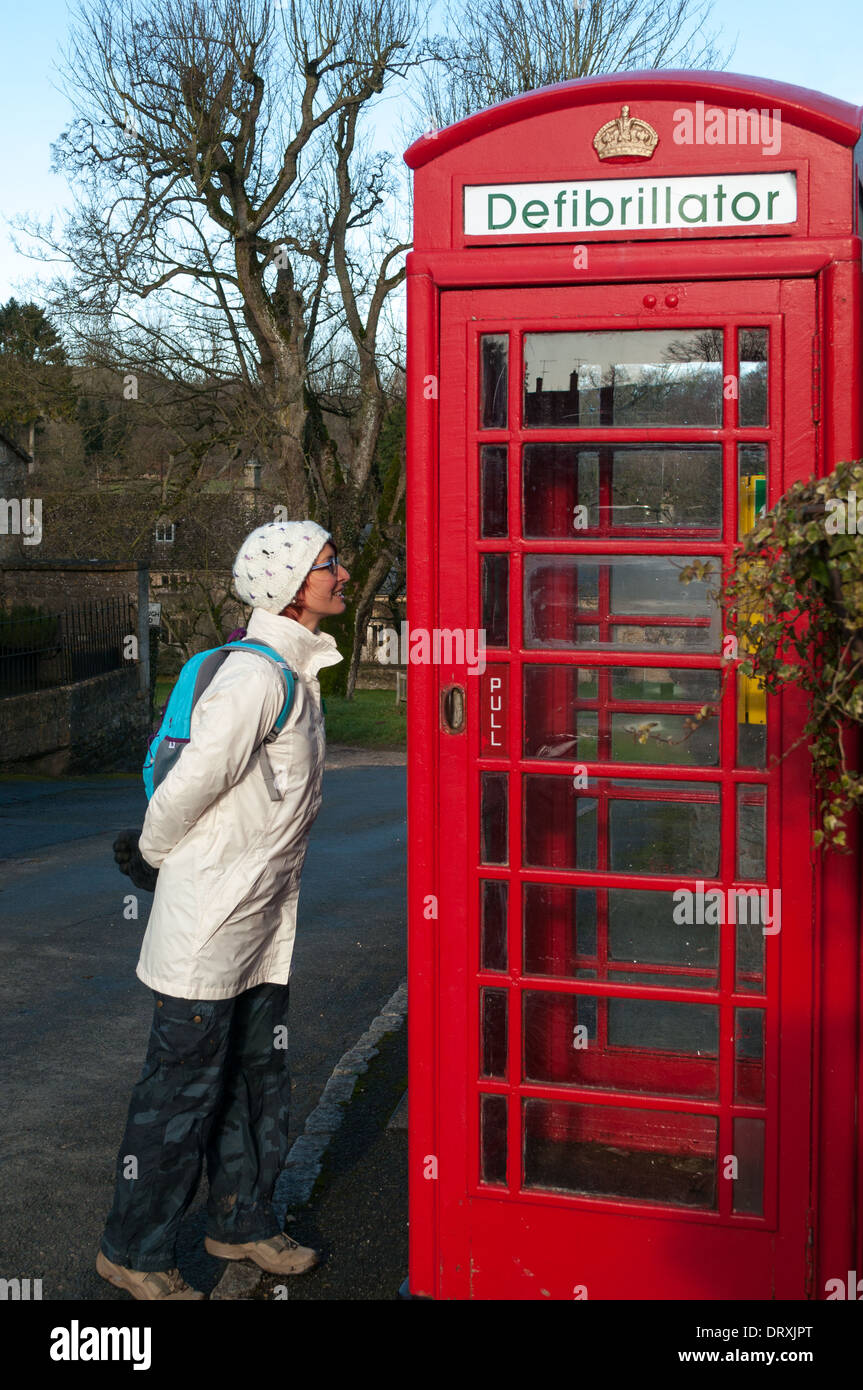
[[593, 105, 658, 160]]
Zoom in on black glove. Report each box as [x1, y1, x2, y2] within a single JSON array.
[[113, 829, 159, 893]]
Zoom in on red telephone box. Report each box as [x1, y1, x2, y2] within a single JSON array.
[[404, 71, 863, 1300]]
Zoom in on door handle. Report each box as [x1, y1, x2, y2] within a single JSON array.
[[441, 684, 466, 734]]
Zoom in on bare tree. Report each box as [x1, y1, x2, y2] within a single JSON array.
[[410, 0, 734, 133], [18, 0, 431, 692]]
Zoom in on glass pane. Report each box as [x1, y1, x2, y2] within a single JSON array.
[[739, 328, 768, 426], [481, 445, 508, 537], [522, 991, 597, 1072], [482, 554, 509, 647], [480, 334, 508, 429], [732, 1117, 765, 1216], [523, 1098, 718, 1207], [524, 664, 720, 766], [524, 555, 722, 653], [616, 685, 720, 764], [524, 991, 718, 1099], [736, 914, 765, 993], [523, 664, 595, 759], [480, 1093, 507, 1184], [605, 625, 720, 652], [609, 888, 719, 987], [523, 884, 597, 974], [737, 785, 767, 880], [735, 1008, 765, 1103], [523, 444, 722, 537], [612, 970, 714, 987], [609, 780, 721, 877], [737, 669, 767, 768], [608, 997, 717, 1056], [523, 775, 597, 870], [738, 444, 768, 539], [524, 330, 724, 428], [610, 712, 719, 766], [480, 771, 508, 865], [481, 988, 508, 1078], [521, 886, 718, 986], [524, 665, 591, 759], [480, 879, 508, 972], [611, 668, 720, 702]]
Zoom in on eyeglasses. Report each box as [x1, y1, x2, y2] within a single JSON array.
[[308, 555, 340, 575]]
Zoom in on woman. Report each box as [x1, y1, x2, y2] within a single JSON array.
[[98, 520, 349, 1300]]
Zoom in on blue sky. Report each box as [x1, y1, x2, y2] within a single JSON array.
[[0, 0, 860, 300]]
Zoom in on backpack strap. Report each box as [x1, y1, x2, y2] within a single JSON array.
[[219, 640, 297, 802]]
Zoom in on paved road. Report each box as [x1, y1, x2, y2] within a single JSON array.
[[0, 760, 406, 1300]]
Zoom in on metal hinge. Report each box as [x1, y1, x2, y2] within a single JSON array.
[[812, 335, 822, 423], [805, 1208, 816, 1299]]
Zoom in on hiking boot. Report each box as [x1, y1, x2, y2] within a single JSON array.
[[96, 1250, 206, 1300], [204, 1232, 319, 1275]]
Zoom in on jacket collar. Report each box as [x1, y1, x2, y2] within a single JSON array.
[[245, 607, 344, 679]]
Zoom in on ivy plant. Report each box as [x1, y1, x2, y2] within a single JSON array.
[[722, 458, 863, 850]]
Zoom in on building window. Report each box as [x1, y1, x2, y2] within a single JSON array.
[[155, 521, 175, 543]]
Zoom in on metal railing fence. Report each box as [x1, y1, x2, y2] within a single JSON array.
[[0, 597, 133, 696]]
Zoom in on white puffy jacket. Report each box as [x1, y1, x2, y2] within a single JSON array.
[[136, 608, 343, 999]]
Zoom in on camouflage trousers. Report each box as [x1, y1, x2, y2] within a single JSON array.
[[101, 982, 291, 1272]]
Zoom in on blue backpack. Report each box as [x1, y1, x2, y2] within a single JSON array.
[[143, 638, 296, 802]]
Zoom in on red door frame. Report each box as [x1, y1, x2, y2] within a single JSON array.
[[406, 255, 862, 1299]]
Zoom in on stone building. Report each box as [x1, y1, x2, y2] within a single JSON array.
[[0, 429, 34, 560]]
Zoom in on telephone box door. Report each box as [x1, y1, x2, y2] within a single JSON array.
[[435, 277, 818, 1300]]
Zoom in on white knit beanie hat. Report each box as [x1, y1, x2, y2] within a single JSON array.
[[232, 519, 332, 613]]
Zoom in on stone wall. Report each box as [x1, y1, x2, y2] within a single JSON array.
[[355, 661, 401, 691], [0, 666, 150, 775]]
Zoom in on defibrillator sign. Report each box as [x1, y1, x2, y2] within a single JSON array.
[[464, 171, 797, 235]]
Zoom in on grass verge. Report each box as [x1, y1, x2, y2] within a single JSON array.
[[153, 681, 406, 747]]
